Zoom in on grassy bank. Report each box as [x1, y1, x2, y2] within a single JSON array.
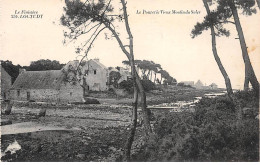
[[132, 91, 259, 161]]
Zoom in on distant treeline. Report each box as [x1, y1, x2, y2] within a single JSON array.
[[122, 59, 177, 85]]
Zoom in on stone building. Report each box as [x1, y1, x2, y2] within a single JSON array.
[[80, 58, 109, 91], [9, 68, 84, 103], [1, 65, 12, 100], [58, 59, 130, 93], [195, 80, 204, 89], [209, 83, 218, 89]]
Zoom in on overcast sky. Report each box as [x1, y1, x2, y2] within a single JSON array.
[[1, 0, 260, 89]]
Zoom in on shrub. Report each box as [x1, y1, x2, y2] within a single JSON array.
[[133, 91, 259, 161], [177, 82, 184, 87], [141, 79, 156, 92], [118, 79, 134, 93], [118, 79, 156, 93]]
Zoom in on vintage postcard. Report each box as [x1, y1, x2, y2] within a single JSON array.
[[0, 0, 259, 162]]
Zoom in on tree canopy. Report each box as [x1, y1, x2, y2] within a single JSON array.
[[191, 0, 256, 38], [1, 60, 21, 84], [25, 59, 65, 71], [1, 59, 65, 84], [122, 59, 176, 85]]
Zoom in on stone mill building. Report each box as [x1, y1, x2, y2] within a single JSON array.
[[9, 64, 84, 103]]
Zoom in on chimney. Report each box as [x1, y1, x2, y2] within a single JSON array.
[[19, 68, 26, 74]]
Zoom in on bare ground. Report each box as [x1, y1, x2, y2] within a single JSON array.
[[1, 105, 138, 161]]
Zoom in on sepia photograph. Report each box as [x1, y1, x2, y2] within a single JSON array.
[[0, 0, 260, 162]]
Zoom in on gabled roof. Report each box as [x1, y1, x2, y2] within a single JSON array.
[[63, 60, 79, 71], [1, 65, 11, 79], [89, 59, 107, 70], [11, 70, 65, 90], [195, 80, 203, 86]]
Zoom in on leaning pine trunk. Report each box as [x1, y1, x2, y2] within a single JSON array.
[[134, 69, 152, 135], [203, 0, 243, 122], [229, 0, 259, 97], [121, 0, 152, 137], [244, 68, 249, 91], [123, 58, 138, 161], [106, 23, 152, 136], [142, 70, 145, 79], [202, 0, 234, 98], [104, 0, 152, 138], [146, 70, 150, 80]]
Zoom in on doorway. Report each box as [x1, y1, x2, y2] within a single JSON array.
[[27, 91, 30, 100]]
